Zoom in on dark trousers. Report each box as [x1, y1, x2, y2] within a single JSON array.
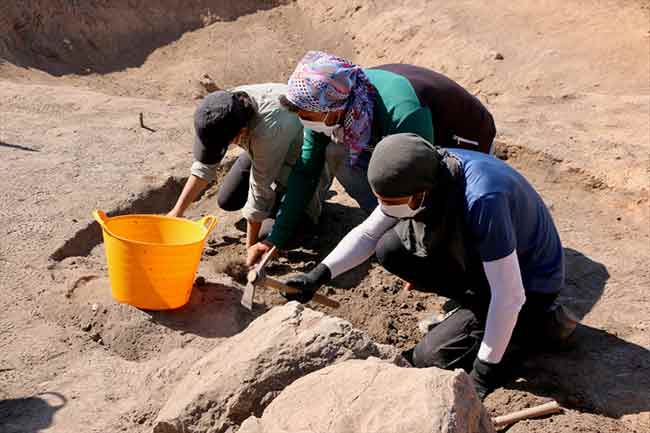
[[217, 152, 313, 242], [218, 152, 255, 211], [375, 229, 563, 371], [216, 153, 278, 239]]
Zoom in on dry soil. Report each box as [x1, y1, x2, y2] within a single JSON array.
[[1, 1, 649, 432]]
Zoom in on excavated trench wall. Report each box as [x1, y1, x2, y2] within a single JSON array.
[[0, 0, 285, 75]]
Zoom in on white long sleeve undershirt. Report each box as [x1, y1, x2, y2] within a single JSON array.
[[478, 250, 526, 363], [321, 207, 525, 365], [322, 207, 397, 278]]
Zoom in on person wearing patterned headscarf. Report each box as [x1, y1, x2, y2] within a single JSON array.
[[168, 84, 331, 251], [247, 51, 497, 266]]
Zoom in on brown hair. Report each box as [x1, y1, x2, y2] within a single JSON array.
[[232, 91, 257, 122], [278, 94, 301, 113]]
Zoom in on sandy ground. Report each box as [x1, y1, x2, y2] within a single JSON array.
[[1, 1, 649, 432]]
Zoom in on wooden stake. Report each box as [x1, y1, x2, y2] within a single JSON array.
[[492, 401, 562, 429]]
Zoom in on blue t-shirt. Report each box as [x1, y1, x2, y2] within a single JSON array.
[[450, 149, 565, 294]]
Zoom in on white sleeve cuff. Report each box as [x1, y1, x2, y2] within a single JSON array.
[[191, 160, 219, 183]]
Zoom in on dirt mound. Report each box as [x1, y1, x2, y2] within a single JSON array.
[[0, 0, 284, 75]]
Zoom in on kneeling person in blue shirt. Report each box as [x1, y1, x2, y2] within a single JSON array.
[[284, 133, 577, 399]]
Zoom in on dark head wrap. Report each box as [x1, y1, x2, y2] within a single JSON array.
[[193, 91, 253, 165], [368, 133, 443, 197], [369, 133, 471, 273]]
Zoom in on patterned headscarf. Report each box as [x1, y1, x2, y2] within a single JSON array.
[[286, 51, 375, 166]]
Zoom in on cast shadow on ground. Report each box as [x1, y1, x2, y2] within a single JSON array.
[[0, 392, 66, 433], [558, 248, 609, 320], [504, 248, 650, 418], [148, 282, 263, 338], [0, 141, 40, 152], [510, 324, 650, 419], [3, 1, 285, 76]]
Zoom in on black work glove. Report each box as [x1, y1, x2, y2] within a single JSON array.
[[283, 264, 331, 304], [469, 357, 501, 400]]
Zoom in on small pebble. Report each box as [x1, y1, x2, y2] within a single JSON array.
[[91, 303, 99, 312], [195, 276, 206, 286], [493, 51, 504, 60]]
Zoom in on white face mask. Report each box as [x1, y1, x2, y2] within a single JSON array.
[[380, 193, 426, 219], [300, 118, 339, 137]]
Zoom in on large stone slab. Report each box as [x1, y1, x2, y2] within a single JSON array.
[[239, 358, 495, 433], [153, 303, 403, 433]]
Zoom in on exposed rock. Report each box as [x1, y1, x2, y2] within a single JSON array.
[[153, 303, 404, 433], [239, 358, 495, 433]]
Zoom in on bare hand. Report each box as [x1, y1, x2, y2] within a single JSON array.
[[246, 220, 262, 249], [167, 208, 182, 218], [403, 280, 414, 291], [246, 241, 276, 267]]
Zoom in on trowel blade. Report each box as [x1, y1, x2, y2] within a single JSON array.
[[241, 282, 255, 310]]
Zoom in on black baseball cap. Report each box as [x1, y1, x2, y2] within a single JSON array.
[[193, 91, 249, 164]]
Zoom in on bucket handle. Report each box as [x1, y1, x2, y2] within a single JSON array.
[[199, 215, 218, 238], [93, 209, 109, 228]]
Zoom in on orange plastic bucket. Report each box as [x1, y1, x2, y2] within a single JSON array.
[[93, 210, 218, 310]]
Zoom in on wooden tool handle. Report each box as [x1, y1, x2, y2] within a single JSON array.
[[261, 277, 340, 309], [492, 401, 561, 429], [310, 293, 341, 309], [258, 246, 277, 271]]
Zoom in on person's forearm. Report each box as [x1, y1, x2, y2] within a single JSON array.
[[322, 207, 397, 278], [170, 175, 209, 217], [267, 133, 328, 248], [478, 251, 526, 363], [246, 220, 262, 248]]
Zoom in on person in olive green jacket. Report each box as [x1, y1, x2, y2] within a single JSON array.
[[247, 51, 496, 266], [168, 84, 330, 249]]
